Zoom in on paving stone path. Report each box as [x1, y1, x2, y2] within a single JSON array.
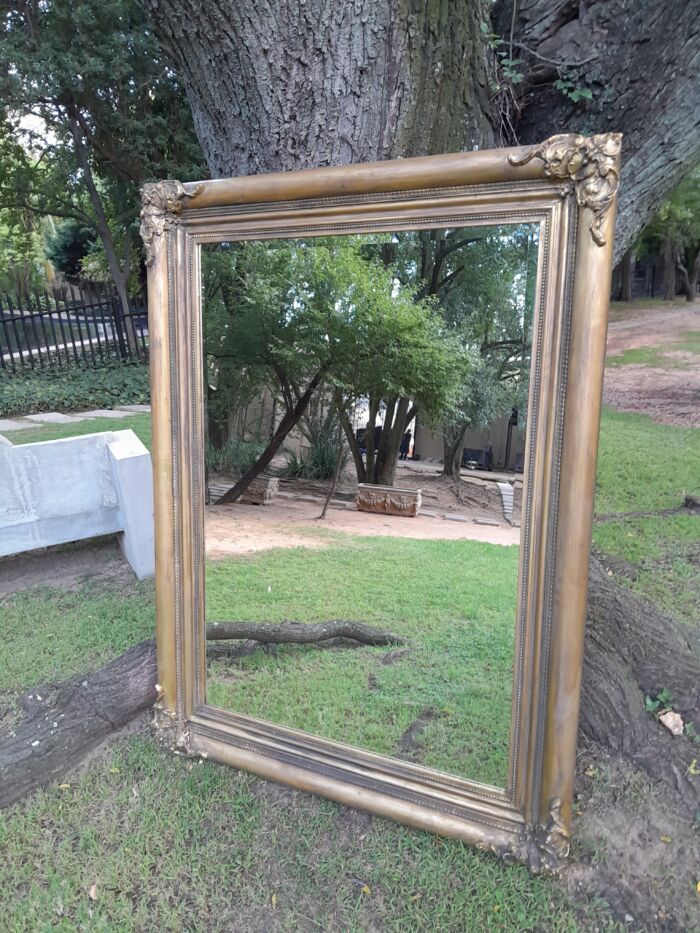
[[0, 404, 151, 434]]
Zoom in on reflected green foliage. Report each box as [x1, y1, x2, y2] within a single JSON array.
[[204, 225, 537, 485], [204, 237, 460, 418]]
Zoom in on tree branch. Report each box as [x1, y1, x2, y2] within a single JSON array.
[[207, 620, 405, 646]]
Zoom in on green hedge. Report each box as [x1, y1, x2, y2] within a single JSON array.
[[0, 361, 150, 416]]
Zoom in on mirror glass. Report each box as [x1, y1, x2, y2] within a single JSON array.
[[201, 223, 538, 788]]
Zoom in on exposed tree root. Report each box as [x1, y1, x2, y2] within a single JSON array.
[[206, 619, 405, 647], [580, 557, 700, 811], [0, 641, 157, 809], [2, 569, 698, 817]]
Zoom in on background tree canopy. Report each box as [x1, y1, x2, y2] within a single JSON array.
[[0, 0, 203, 321]]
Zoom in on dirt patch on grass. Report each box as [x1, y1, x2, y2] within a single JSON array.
[[603, 364, 700, 427], [205, 495, 519, 560], [565, 745, 700, 932], [604, 302, 700, 427], [0, 536, 135, 598]]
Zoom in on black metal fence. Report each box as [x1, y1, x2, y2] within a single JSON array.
[[0, 284, 148, 373]]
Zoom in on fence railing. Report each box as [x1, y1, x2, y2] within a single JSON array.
[[0, 284, 148, 373]]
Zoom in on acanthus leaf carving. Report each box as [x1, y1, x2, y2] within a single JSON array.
[[153, 701, 194, 756], [509, 134, 621, 246], [140, 180, 203, 266]]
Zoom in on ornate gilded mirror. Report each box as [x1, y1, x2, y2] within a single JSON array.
[[143, 134, 620, 869]]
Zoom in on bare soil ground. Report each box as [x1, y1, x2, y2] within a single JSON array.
[[205, 460, 521, 560], [205, 496, 519, 561], [0, 536, 135, 598], [604, 302, 700, 426]]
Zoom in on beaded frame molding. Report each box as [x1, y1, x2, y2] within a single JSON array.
[[142, 135, 620, 871]]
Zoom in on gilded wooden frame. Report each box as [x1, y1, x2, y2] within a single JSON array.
[[142, 134, 621, 870]]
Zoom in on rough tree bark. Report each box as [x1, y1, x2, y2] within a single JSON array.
[[619, 249, 633, 303], [145, 0, 700, 785], [0, 641, 157, 809], [145, 1, 497, 175], [493, 0, 700, 264], [581, 558, 700, 811], [6, 0, 699, 806]]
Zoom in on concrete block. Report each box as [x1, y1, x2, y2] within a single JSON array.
[[0, 431, 122, 557], [418, 509, 438, 518], [108, 432, 155, 579], [25, 412, 83, 424], [474, 517, 500, 526], [444, 513, 468, 522], [0, 428, 154, 579]]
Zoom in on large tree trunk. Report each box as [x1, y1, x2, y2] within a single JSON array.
[[620, 248, 633, 303], [663, 235, 677, 301], [136, 0, 700, 796], [442, 423, 467, 479], [146, 1, 497, 176], [373, 396, 412, 486], [675, 245, 696, 302], [493, 0, 700, 264]]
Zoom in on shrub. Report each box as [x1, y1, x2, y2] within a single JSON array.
[[285, 434, 348, 481], [0, 361, 150, 416], [205, 437, 267, 476]]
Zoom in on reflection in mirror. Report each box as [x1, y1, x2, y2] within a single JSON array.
[[201, 224, 538, 788]]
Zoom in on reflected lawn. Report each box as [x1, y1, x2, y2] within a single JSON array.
[[206, 535, 517, 788]]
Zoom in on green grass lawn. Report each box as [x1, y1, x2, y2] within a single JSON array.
[[0, 732, 601, 932], [1, 349, 697, 929], [2, 412, 152, 450], [0, 551, 611, 931], [207, 537, 518, 787], [593, 408, 700, 621]]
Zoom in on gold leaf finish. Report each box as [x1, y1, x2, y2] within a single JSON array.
[[509, 134, 621, 246], [140, 180, 203, 266]]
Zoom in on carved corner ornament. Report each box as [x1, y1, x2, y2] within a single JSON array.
[[509, 134, 621, 246], [481, 797, 570, 873], [153, 687, 194, 757], [140, 180, 204, 267]]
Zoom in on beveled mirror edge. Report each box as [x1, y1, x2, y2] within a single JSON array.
[[143, 136, 621, 872]]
